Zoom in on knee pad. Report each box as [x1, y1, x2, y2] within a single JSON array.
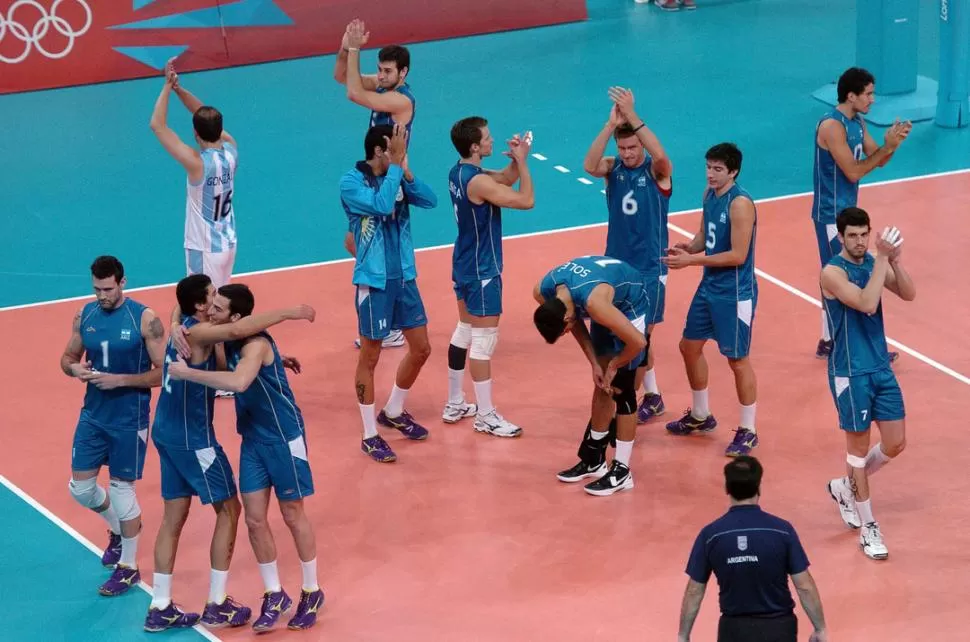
[[644, 331, 651, 355], [69, 477, 105, 509], [109, 479, 141, 523], [577, 421, 609, 466], [450, 322, 472, 349], [846, 453, 867, 469], [470, 327, 499, 361], [611, 368, 637, 416]]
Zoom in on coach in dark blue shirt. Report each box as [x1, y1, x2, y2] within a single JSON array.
[[677, 456, 828, 642]]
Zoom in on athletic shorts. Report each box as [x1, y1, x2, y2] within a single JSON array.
[[71, 418, 148, 481], [155, 441, 237, 505], [453, 275, 503, 317], [186, 247, 236, 289], [717, 613, 797, 642], [641, 270, 667, 326], [239, 435, 314, 501], [683, 286, 756, 359], [814, 221, 842, 267], [590, 313, 647, 371], [828, 365, 905, 432], [356, 278, 427, 341]]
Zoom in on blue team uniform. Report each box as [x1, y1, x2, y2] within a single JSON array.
[[812, 108, 865, 265], [225, 333, 314, 501], [539, 256, 649, 371], [822, 254, 904, 431], [152, 316, 236, 505], [683, 184, 758, 359], [71, 298, 153, 480], [449, 162, 504, 317], [604, 156, 671, 325], [340, 161, 437, 341]]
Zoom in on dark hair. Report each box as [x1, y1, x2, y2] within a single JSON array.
[[705, 142, 743, 177], [533, 298, 567, 344], [218, 284, 255, 317], [724, 455, 763, 501], [90, 255, 124, 283], [364, 124, 394, 160], [378, 45, 410, 74], [836, 206, 871, 235], [614, 123, 638, 140], [451, 116, 488, 158], [192, 106, 223, 143], [176, 274, 211, 317], [837, 67, 875, 103]]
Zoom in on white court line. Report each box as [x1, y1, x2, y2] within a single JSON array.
[[0, 474, 221, 640]]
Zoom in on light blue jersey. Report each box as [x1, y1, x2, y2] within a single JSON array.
[[604, 156, 670, 277], [152, 316, 218, 450], [812, 109, 864, 224], [369, 84, 416, 142], [449, 162, 502, 284], [539, 256, 648, 322], [823, 254, 891, 376], [701, 184, 758, 301], [185, 144, 238, 253], [77, 298, 152, 430]]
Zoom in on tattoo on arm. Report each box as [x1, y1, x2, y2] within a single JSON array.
[[148, 316, 165, 340], [356, 382, 366, 403]]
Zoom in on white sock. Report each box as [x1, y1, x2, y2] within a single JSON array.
[[359, 403, 378, 439], [258, 560, 282, 593], [301, 558, 319, 591], [690, 388, 710, 419], [473, 379, 494, 416], [447, 368, 465, 404], [821, 309, 831, 342], [383, 384, 409, 418], [150, 573, 172, 609], [614, 440, 634, 466], [642, 368, 659, 395], [857, 498, 875, 525], [208, 568, 228, 604], [865, 443, 892, 476], [739, 402, 757, 432], [590, 430, 609, 441], [120, 533, 139, 568]]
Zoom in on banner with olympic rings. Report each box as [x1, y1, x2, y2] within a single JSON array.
[[0, 0, 587, 95]]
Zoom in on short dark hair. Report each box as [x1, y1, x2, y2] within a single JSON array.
[[193, 106, 223, 143], [836, 206, 871, 235], [364, 124, 394, 160], [837, 67, 875, 103], [450, 116, 488, 158], [90, 256, 124, 283], [218, 284, 255, 317], [533, 298, 567, 344], [724, 455, 763, 501], [614, 123, 638, 140], [705, 142, 743, 177], [176, 274, 211, 317], [378, 45, 410, 74]]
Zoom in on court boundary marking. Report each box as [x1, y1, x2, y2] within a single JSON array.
[[0, 474, 221, 641]]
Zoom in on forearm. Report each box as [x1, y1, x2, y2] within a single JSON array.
[[149, 84, 172, 130], [889, 260, 916, 300], [118, 368, 164, 389], [677, 588, 704, 638], [345, 49, 364, 97], [860, 257, 891, 310], [629, 114, 667, 167], [60, 354, 79, 377], [796, 586, 827, 633], [583, 126, 613, 173], [570, 325, 598, 366], [693, 251, 743, 267], [333, 48, 349, 83], [175, 367, 245, 393], [174, 86, 203, 113]]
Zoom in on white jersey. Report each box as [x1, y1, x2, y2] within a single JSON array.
[[185, 144, 238, 253]]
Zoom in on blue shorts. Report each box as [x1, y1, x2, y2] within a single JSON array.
[[814, 221, 842, 267], [71, 418, 147, 481], [590, 314, 647, 371], [454, 275, 503, 317], [683, 287, 756, 359], [641, 271, 667, 326], [356, 278, 427, 340], [155, 442, 237, 505], [828, 366, 905, 432], [239, 435, 314, 501]]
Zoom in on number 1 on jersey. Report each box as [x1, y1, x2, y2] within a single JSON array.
[[100, 340, 109, 369]]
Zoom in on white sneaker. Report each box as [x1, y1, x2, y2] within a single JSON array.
[[442, 399, 477, 424], [860, 521, 889, 560], [474, 409, 522, 438], [827, 477, 862, 529]]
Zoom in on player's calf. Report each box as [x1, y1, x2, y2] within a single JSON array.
[[585, 370, 636, 497], [557, 420, 612, 483]]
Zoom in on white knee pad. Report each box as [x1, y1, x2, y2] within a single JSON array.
[[846, 453, 867, 469], [470, 327, 499, 361], [69, 477, 105, 509], [450, 322, 472, 349], [109, 479, 141, 523]]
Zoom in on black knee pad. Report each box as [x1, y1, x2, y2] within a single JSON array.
[[611, 368, 637, 415], [644, 331, 651, 356], [577, 420, 609, 466]]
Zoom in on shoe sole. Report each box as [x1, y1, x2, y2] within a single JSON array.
[[557, 467, 607, 483], [584, 479, 634, 496], [474, 425, 522, 438]]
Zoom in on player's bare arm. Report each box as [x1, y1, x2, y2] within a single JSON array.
[[166, 60, 237, 150], [883, 240, 916, 302], [582, 105, 621, 178], [60, 308, 92, 378], [791, 570, 828, 642], [188, 305, 316, 348], [685, 197, 755, 269], [677, 577, 707, 642], [586, 287, 647, 369], [818, 119, 903, 182], [169, 336, 269, 393], [485, 135, 525, 186], [609, 86, 672, 183], [333, 20, 378, 90], [468, 139, 534, 210], [343, 21, 412, 123], [820, 254, 893, 316], [149, 74, 204, 183]]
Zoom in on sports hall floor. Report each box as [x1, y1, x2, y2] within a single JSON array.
[[2, 0, 969, 639]]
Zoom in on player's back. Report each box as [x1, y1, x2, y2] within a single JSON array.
[[604, 157, 670, 276], [701, 184, 757, 300], [225, 333, 305, 444], [370, 83, 416, 140], [79, 298, 153, 430], [449, 162, 502, 283], [813, 108, 864, 223], [823, 253, 891, 376], [185, 143, 238, 253], [542, 256, 647, 320], [152, 316, 218, 450]]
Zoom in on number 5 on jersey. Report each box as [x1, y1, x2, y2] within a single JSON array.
[[705, 222, 717, 249]]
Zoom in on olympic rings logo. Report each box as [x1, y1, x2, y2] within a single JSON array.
[[0, 0, 92, 64]]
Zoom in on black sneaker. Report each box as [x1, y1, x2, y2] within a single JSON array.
[[557, 460, 608, 483], [583, 460, 633, 497]]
